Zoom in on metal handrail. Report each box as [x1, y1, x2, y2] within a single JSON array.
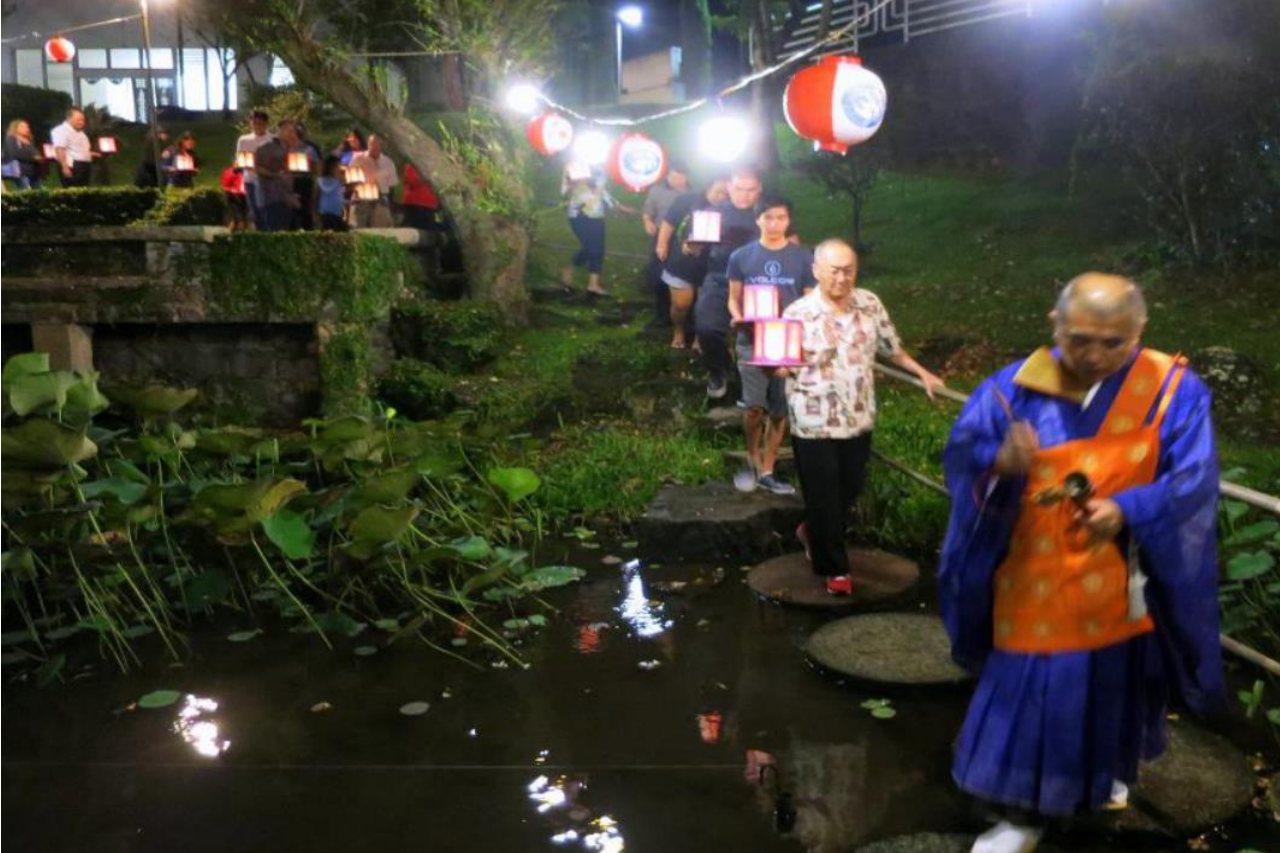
[[871, 361, 1280, 677]]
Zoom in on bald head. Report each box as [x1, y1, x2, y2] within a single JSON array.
[[1053, 273, 1147, 328], [812, 239, 859, 304], [814, 238, 855, 266], [1052, 272, 1147, 384]]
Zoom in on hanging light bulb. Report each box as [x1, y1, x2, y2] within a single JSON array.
[[698, 115, 750, 163], [573, 130, 612, 167], [504, 83, 541, 115]]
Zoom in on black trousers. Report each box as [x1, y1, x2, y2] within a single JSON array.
[[792, 432, 873, 577], [59, 161, 91, 187]]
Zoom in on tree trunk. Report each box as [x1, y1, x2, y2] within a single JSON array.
[[272, 40, 530, 322], [749, 1, 779, 170], [679, 0, 712, 98]]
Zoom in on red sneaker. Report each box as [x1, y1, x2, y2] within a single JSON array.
[[825, 575, 853, 596]]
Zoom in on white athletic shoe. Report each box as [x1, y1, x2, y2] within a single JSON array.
[[970, 820, 1042, 853]]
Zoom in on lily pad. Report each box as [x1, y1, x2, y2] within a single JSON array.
[[486, 466, 542, 503], [227, 629, 263, 643], [353, 645, 378, 656], [137, 689, 183, 709], [261, 508, 315, 560], [1, 418, 98, 468], [399, 701, 431, 716]]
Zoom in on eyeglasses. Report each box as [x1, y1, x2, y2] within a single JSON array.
[[823, 266, 856, 280], [1062, 332, 1130, 350]]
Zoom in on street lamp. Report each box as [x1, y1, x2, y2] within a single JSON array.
[[615, 6, 643, 101], [139, 0, 164, 185]]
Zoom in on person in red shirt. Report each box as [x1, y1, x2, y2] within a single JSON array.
[[221, 164, 250, 231], [401, 162, 441, 230]]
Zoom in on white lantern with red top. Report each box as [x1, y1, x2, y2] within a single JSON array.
[[740, 284, 780, 323], [41, 143, 57, 160], [174, 153, 196, 172], [235, 151, 255, 170], [525, 112, 574, 156], [288, 152, 311, 172], [607, 132, 666, 193], [784, 55, 887, 154], [343, 165, 366, 185], [97, 137, 118, 155], [688, 209, 721, 243], [44, 36, 76, 64], [745, 319, 804, 367]]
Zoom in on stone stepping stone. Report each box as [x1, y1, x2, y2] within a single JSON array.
[[1114, 719, 1254, 835], [856, 835, 1066, 853], [634, 481, 802, 563], [806, 613, 971, 687], [747, 548, 917, 610], [701, 406, 745, 430]]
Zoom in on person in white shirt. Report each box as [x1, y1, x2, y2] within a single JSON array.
[[347, 134, 398, 228], [234, 110, 276, 230], [50, 107, 96, 187]]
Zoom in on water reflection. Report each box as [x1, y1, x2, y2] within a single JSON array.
[[527, 771, 627, 851], [173, 694, 230, 759], [616, 560, 671, 639]]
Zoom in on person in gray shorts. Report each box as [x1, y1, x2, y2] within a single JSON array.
[[726, 195, 814, 495]]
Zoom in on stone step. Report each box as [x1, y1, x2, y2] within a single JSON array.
[[805, 613, 971, 687], [747, 548, 917, 610], [633, 480, 803, 563]]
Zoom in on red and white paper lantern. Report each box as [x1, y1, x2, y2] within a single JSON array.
[[747, 319, 804, 367], [607, 132, 667, 193], [525, 112, 574, 156], [783, 55, 887, 154], [741, 284, 780, 323], [44, 36, 76, 64]]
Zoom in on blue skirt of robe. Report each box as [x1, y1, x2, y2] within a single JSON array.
[[952, 634, 1169, 816]]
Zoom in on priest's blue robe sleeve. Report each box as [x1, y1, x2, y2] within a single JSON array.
[[937, 369, 1024, 672], [1111, 370, 1226, 716]]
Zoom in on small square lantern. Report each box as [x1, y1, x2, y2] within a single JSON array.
[[745, 319, 804, 367], [741, 284, 780, 322], [42, 143, 57, 159], [97, 136, 117, 154], [174, 153, 195, 172], [288, 152, 311, 173], [344, 165, 367, 185], [565, 161, 591, 181], [354, 182, 380, 202], [689, 209, 722, 243], [235, 150, 255, 169]]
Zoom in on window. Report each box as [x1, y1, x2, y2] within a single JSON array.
[[78, 49, 109, 69], [79, 77, 136, 122], [15, 49, 43, 86], [147, 49, 174, 70], [268, 56, 295, 87], [110, 49, 141, 69], [181, 48, 207, 110], [205, 49, 238, 111], [46, 63, 74, 100]]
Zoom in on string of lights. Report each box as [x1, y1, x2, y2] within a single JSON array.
[[0, 13, 142, 45]]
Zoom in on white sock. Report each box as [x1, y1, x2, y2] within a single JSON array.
[[970, 820, 1042, 853]]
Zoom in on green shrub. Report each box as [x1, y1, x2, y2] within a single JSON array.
[[137, 187, 227, 226], [208, 232, 405, 321], [1, 83, 72, 142], [377, 359, 458, 420], [1, 187, 160, 226], [391, 300, 504, 372]]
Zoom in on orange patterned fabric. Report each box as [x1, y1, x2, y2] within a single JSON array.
[[993, 349, 1186, 653]]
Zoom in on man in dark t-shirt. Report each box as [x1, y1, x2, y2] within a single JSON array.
[[727, 196, 814, 494], [692, 165, 763, 398], [656, 177, 729, 348]]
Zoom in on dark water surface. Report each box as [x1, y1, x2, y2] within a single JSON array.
[[3, 550, 1275, 852]]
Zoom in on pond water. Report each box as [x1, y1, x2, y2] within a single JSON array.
[[3, 546, 1275, 852]]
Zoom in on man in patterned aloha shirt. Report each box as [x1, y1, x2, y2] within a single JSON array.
[[782, 239, 945, 595]]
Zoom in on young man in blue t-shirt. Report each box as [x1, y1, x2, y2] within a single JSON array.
[[726, 195, 815, 494]]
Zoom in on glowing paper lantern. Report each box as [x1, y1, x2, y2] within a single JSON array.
[[607, 132, 667, 193], [698, 115, 750, 164], [688, 210, 721, 243], [44, 36, 76, 64], [741, 284, 780, 322], [572, 130, 611, 167], [354, 183, 380, 201], [235, 151, 255, 169], [42, 143, 57, 159], [565, 161, 592, 182], [287, 152, 311, 172], [174, 154, 195, 172], [526, 112, 574, 156], [784, 55, 887, 154], [746, 319, 804, 367], [344, 165, 366, 185], [97, 137, 118, 154]]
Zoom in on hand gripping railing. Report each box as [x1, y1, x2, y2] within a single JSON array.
[[871, 361, 1280, 676]]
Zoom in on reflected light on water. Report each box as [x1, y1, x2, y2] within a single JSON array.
[[616, 563, 671, 639], [173, 694, 230, 758], [583, 816, 625, 852]]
